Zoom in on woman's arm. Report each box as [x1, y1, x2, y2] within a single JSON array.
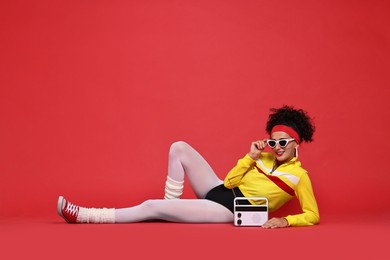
[[224, 140, 267, 188], [262, 173, 319, 228], [284, 173, 320, 226]]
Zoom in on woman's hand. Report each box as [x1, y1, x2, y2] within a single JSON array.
[[262, 217, 289, 229], [248, 139, 267, 160]]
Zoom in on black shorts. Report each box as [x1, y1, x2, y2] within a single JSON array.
[[205, 184, 251, 213]]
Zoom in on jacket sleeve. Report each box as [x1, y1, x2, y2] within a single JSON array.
[[284, 173, 320, 226], [224, 154, 255, 188]]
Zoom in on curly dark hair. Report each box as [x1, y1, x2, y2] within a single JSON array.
[[265, 105, 315, 143]]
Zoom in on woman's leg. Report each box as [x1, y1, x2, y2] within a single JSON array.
[[58, 196, 233, 224], [115, 199, 233, 223], [58, 142, 226, 223], [165, 141, 223, 199]]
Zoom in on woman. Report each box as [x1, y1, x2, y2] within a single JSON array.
[[57, 105, 319, 228]]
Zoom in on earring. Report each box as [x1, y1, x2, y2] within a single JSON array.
[[295, 146, 299, 158]]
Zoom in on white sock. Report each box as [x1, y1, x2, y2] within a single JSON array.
[[77, 207, 116, 223], [164, 176, 184, 199]]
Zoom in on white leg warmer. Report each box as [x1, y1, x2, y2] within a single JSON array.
[[77, 207, 116, 223], [164, 176, 184, 199]]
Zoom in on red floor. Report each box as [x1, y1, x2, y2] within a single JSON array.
[[1, 213, 388, 259]]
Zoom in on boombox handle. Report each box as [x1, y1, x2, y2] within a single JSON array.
[[234, 197, 268, 206]]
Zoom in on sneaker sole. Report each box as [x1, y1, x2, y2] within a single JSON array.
[[57, 196, 71, 223]]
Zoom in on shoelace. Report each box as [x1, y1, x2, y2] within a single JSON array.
[[65, 202, 79, 216]]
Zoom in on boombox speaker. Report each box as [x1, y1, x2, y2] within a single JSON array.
[[234, 197, 268, 227]]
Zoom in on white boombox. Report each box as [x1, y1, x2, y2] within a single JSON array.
[[234, 197, 268, 227]]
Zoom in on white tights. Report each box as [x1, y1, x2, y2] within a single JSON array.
[[114, 141, 232, 223]]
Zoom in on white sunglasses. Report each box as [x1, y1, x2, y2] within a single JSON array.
[[267, 138, 295, 148]]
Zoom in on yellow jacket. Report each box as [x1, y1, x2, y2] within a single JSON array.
[[224, 152, 319, 226]]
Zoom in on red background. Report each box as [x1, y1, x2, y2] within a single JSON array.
[[1, 0, 389, 259]]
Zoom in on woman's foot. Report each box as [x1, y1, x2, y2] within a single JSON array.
[[57, 196, 79, 223]]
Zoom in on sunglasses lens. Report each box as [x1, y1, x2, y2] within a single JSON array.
[[279, 140, 288, 147], [268, 140, 276, 147]]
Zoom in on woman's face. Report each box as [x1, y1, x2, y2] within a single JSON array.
[[270, 131, 298, 164]]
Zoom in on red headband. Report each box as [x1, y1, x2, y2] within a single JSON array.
[[271, 125, 301, 144]]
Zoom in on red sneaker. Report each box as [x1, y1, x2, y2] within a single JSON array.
[[57, 196, 79, 223]]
